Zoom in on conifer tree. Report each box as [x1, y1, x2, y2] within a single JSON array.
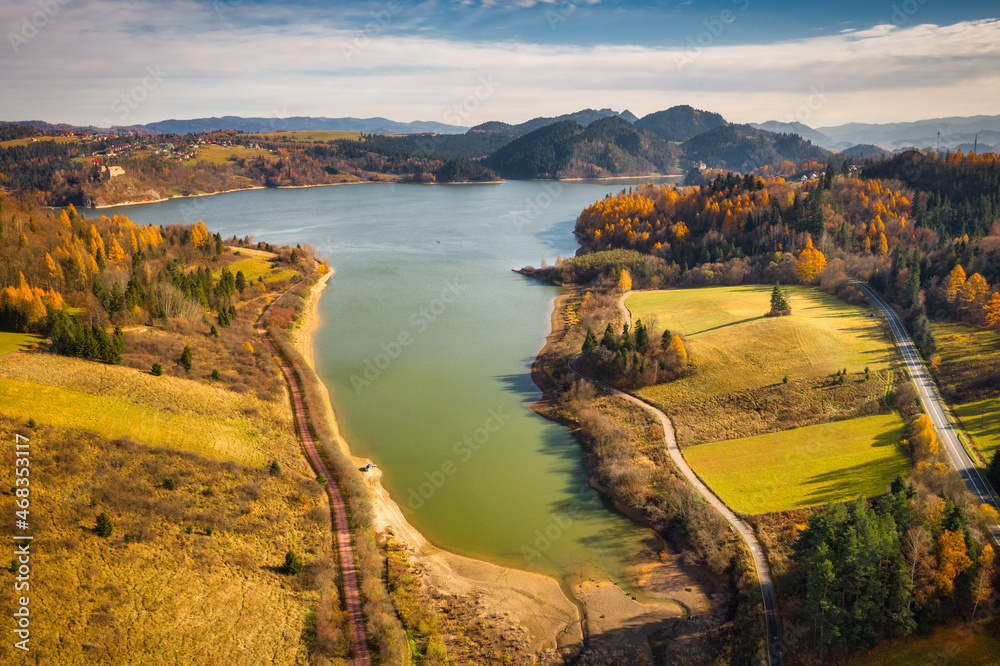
[[581, 327, 597, 353]]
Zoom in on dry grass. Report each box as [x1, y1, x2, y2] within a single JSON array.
[[846, 617, 1000, 666], [216, 256, 296, 284], [929, 321, 1000, 403], [0, 416, 341, 666], [0, 136, 77, 148], [0, 353, 301, 469], [683, 414, 909, 515]]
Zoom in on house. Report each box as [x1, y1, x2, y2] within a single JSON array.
[[108, 166, 125, 178]]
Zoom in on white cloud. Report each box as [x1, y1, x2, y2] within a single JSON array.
[[1, 1, 998, 127]]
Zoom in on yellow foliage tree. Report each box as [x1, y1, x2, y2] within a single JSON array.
[[984, 292, 1000, 328], [617, 268, 632, 293], [45, 252, 61, 282], [909, 414, 939, 460], [128, 229, 139, 253], [106, 236, 126, 265], [936, 530, 972, 596], [191, 220, 209, 249], [667, 334, 688, 368], [794, 235, 827, 283], [945, 264, 966, 303], [972, 543, 995, 617], [877, 232, 889, 256], [89, 224, 105, 259], [958, 272, 990, 318], [59, 209, 72, 228]]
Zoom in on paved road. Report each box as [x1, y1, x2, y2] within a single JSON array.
[[568, 353, 782, 664], [855, 283, 1000, 544], [257, 295, 372, 666]]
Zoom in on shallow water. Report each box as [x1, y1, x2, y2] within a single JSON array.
[[111, 179, 678, 592]]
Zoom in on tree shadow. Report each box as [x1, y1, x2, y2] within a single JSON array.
[[690, 316, 764, 336]]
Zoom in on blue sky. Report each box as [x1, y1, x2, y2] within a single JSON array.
[[2, 0, 999, 127]]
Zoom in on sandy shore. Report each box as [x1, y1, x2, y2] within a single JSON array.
[[294, 270, 584, 661]]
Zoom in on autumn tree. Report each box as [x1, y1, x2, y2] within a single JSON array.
[[617, 268, 632, 292], [908, 414, 940, 460], [971, 543, 995, 618], [958, 272, 989, 320], [935, 530, 972, 596], [984, 292, 1000, 328], [877, 232, 889, 256], [666, 334, 687, 369], [106, 236, 126, 265], [191, 220, 210, 249], [945, 265, 966, 304], [794, 235, 827, 283]]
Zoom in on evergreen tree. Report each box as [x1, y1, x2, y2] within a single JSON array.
[[634, 319, 650, 350], [151, 363, 163, 376], [987, 449, 1000, 489], [620, 322, 633, 351], [281, 550, 303, 575], [180, 345, 193, 371], [770, 283, 790, 313], [95, 512, 113, 538], [600, 324, 617, 351], [581, 327, 597, 353], [660, 328, 673, 350], [235, 270, 247, 293]]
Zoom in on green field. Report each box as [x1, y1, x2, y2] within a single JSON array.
[[256, 130, 363, 142], [629, 285, 895, 407], [0, 136, 77, 148], [847, 618, 1000, 666], [955, 397, 1000, 462], [215, 255, 295, 283], [0, 331, 42, 356], [188, 144, 277, 165], [683, 414, 908, 514]]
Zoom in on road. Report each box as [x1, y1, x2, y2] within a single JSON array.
[[257, 295, 372, 666], [855, 283, 1000, 544], [569, 353, 783, 664]]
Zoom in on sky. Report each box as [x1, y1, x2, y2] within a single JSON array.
[[1, 0, 999, 128]]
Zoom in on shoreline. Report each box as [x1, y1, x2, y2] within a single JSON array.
[[91, 178, 504, 209], [294, 269, 585, 661]]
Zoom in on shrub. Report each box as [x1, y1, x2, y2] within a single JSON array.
[[95, 512, 113, 538], [26, 418, 36, 429], [316, 474, 327, 486], [282, 550, 303, 575], [151, 362, 163, 376], [180, 345, 193, 371], [185, 525, 194, 534], [205, 526, 214, 536], [211, 368, 221, 381], [163, 477, 176, 491], [269, 460, 281, 476]]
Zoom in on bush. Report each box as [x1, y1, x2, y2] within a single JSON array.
[[269, 460, 281, 476], [95, 512, 113, 538], [151, 362, 163, 376], [211, 368, 221, 381], [282, 550, 303, 575], [316, 474, 327, 486], [180, 345, 193, 371], [163, 477, 176, 490]]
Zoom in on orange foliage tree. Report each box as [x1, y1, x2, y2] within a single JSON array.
[[794, 235, 827, 283]]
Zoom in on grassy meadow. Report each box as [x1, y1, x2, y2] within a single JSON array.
[[631, 286, 898, 445], [929, 320, 1000, 402], [0, 415, 339, 665], [682, 414, 909, 514], [256, 130, 363, 142], [846, 618, 1000, 666], [187, 144, 278, 166], [955, 397, 1000, 462], [218, 254, 296, 284], [0, 331, 42, 356]]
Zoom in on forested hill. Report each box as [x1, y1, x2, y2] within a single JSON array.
[[634, 105, 726, 142], [682, 124, 830, 171], [485, 116, 681, 179]]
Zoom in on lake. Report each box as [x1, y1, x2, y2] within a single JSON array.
[[110, 179, 677, 595]]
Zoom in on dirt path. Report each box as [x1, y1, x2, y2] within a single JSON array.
[[257, 290, 372, 666], [614, 294, 782, 664]]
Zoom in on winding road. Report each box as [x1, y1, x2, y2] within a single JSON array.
[[610, 293, 783, 664], [855, 283, 1000, 545], [257, 293, 372, 666]]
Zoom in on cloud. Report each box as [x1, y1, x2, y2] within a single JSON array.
[[1, 0, 998, 127]]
